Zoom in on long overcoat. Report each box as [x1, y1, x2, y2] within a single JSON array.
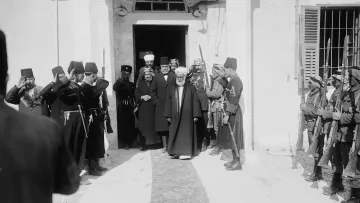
[[150, 72, 175, 132], [135, 80, 161, 145], [164, 83, 202, 156]]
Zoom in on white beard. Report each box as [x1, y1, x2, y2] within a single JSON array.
[[176, 80, 185, 86]]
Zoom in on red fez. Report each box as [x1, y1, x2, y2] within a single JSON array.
[[224, 57, 237, 70], [121, 65, 132, 73], [68, 61, 85, 74], [52, 66, 65, 77], [160, 57, 169, 65], [85, 62, 98, 74], [21, 68, 34, 78]]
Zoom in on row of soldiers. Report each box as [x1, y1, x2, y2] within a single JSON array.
[[4, 61, 110, 179], [113, 51, 244, 170], [301, 66, 360, 202]]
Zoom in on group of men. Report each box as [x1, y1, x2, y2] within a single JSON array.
[[301, 66, 360, 202], [3, 49, 110, 180], [113, 52, 245, 170]]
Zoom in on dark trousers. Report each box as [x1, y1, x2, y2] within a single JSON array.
[[331, 142, 352, 173]]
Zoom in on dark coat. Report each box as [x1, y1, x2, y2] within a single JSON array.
[[39, 82, 64, 125], [217, 76, 244, 150], [150, 72, 176, 132], [0, 101, 80, 203], [113, 78, 137, 147], [164, 83, 202, 156], [135, 80, 161, 145]]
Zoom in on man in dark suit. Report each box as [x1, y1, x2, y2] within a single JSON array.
[[150, 56, 176, 153], [0, 30, 80, 203]]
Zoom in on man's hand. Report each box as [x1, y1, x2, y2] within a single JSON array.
[[67, 69, 75, 81], [223, 115, 229, 124], [194, 118, 198, 122], [53, 73, 59, 83], [17, 76, 26, 88], [167, 118, 171, 123], [332, 108, 341, 120]]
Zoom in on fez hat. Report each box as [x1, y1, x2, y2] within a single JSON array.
[[68, 61, 85, 74], [144, 51, 155, 61], [21, 68, 34, 78], [52, 66, 65, 77], [121, 65, 132, 73], [160, 57, 169, 66], [175, 67, 188, 76], [85, 62, 98, 74], [224, 57, 237, 70]]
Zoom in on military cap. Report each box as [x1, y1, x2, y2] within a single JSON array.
[[52, 66, 65, 77], [121, 65, 132, 73], [144, 51, 155, 61], [194, 58, 202, 65], [224, 57, 237, 70], [21, 68, 34, 78], [85, 62, 98, 74], [160, 57, 169, 66]]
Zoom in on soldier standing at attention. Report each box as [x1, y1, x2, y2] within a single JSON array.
[[300, 75, 324, 182], [206, 64, 228, 155], [82, 62, 109, 176]]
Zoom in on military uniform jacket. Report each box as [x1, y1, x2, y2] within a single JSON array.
[[206, 77, 227, 113], [303, 88, 322, 120], [322, 87, 341, 135]]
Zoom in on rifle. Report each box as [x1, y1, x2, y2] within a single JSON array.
[[306, 38, 331, 156], [296, 69, 306, 151], [318, 36, 348, 167], [101, 49, 114, 134]]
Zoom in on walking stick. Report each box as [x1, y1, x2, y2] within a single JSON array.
[[78, 105, 88, 174]]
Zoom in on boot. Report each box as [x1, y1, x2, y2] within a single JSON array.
[[305, 160, 322, 182], [209, 146, 222, 155], [201, 139, 207, 152], [95, 159, 108, 172], [224, 150, 237, 167], [226, 151, 242, 171], [88, 160, 103, 176], [162, 136, 167, 153], [341, 188, 360, 203], [323, 173, 344, 196]]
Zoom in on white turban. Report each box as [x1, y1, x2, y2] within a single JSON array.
[[175, 67, 188, 76], [144, 54, 154, 61]]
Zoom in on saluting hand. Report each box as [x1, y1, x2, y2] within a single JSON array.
[[67, 69, 75, 81], [53, 73, 59, 83], [167, 118, 171, 123], [332, 108, 341, 120], [17, 76, 26, 89]]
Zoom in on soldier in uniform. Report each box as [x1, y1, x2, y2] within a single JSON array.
[[300, 75, 325, 182], [81, 62, 109, 176], [151, 56, 176, 153], [170, 58, 179, 72], [5, 68, 44, 115], [217, 57, 244, 171], [320, 74, 351, 197], [136, 52, 155, 88], [113, 65, 137, 150], [0, 30, 80, 203], [188, 58, 209, 151], [333, 66, 360, 203], [206, 64, 228, 155]]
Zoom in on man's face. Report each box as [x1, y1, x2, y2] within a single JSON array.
[[176, 75, 186, 86], [308, 80, 316, 90], [223, 68, 232, 78], [25, 77, 35, 88], [58, 73, 66, 80], [161, 65, 170, 74], [122, 71, 131, 81], [145, 73, 152, 82], [76, 73, 84, 82], [145, 60, 154, 67]]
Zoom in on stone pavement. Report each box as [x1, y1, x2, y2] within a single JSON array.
[[53, 148, 343, 203]]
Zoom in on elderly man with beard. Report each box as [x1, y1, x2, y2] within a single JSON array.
[[5, 68, 45, 115], [300, 75, 325, 182], [164, 67, 202, 160], [113, 65, 137, 150], [151, 56, 176, 153], [135, 71, 161, 151], [206, 64, 228, 155]]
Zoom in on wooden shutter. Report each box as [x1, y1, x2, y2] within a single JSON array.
[[300, 6, 320, 88]]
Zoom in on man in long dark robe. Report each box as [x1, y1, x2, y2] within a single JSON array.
[[5, 68, 45, 115], [82, 62, 109, 176], [0, 30, 79, 203], [136, 52, 155, 88], [151, 56, 176, 153], [164, 67, 202, 160], [135, 71, 161, 151], [113, 65, 137, 150], [217, 57, 244, 171]]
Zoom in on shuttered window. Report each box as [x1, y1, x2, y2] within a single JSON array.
[[300, 6, 320, 88]]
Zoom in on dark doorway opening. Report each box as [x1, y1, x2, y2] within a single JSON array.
[[133, 25, 188, 82]]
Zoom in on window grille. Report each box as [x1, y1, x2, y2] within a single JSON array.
[[134, 0, 187, 12]]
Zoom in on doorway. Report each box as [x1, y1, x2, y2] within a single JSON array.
[[133, 25, 188, 81]]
